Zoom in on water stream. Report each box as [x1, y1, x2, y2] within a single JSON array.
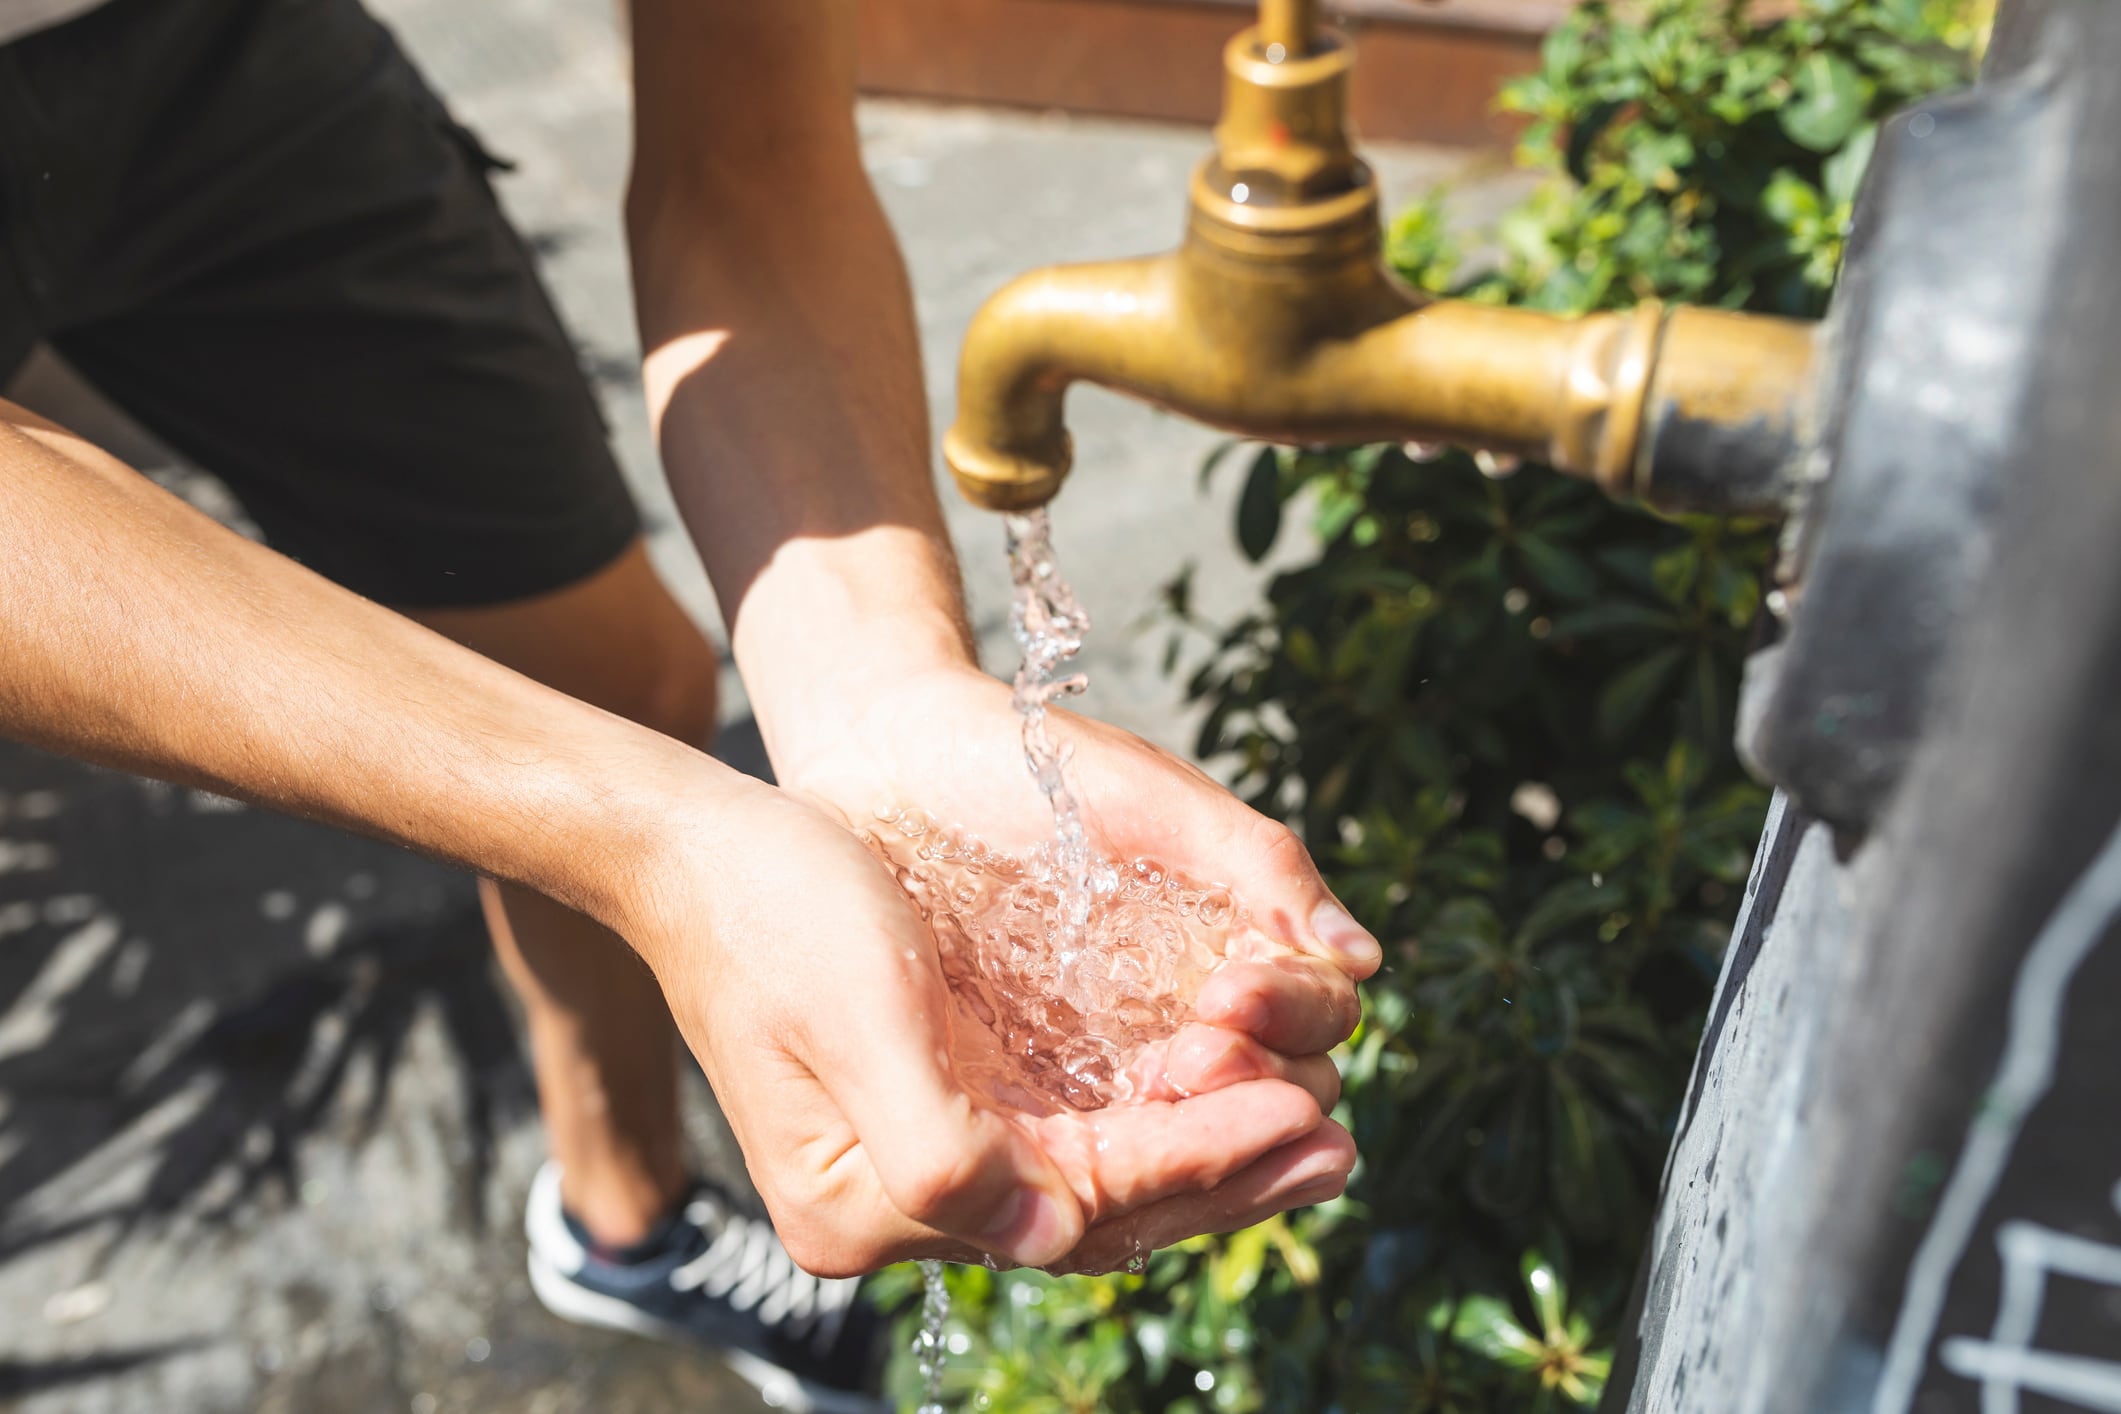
[[913, 1258, 950, 1414], [1003, 509, 1094, 946], [894, 509, 1252, 1407]]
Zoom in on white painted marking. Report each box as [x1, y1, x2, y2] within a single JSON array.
[[1875, 817, 2121, 1410], [1940, 1341, 2121, 1411]]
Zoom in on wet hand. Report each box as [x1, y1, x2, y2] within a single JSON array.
[[773, 663, 1381, 1090], [625, 776, 1352, 1275]]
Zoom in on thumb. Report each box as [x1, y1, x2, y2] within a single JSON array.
[[803, 940, 1085, 1268]]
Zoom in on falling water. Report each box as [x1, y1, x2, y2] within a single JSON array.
[[888, 509, 1262, 1409], [1004, 509, 1095, 946], [914, 1258, 950, 1414], [863, 809, 1245, 1112]]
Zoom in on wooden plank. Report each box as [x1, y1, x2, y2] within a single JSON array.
[[856, 0, 1556, 147]]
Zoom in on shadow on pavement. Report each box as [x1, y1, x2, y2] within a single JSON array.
[[0, 741, 528, 1267], [0, 1342, 210, 1400]]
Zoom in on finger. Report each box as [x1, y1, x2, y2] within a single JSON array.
[[1027, 1077, 1322, 1221], [759, 1127, 990, 1276], [1045, 1121, 1356, 1275], [1158, 1023, 1341, 1113], [802, 934, 1085, 1268], [1196, 957, 1363, 1055]]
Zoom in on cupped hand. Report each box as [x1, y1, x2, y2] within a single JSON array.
[[628, 775, 1354, 1278], [772, 662, 1383, 1086]]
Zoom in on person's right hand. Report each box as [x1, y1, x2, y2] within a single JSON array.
[[618, 773, 1356, 1277]]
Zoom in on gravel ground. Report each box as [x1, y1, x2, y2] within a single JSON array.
[[0, 2, 1526, 1410]]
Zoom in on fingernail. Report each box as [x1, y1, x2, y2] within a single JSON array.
[[1310, 900, 1382, 971], [1287, 1175, 1346, 1208], [981, 1188, 1071, 1268]]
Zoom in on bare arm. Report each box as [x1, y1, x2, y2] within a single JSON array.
[[0, 401, 719, 931], [624, 0, 973, 772], [0, 400, 1341, 1274]]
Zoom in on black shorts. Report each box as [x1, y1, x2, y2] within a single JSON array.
[[0, 0, 641, 608]]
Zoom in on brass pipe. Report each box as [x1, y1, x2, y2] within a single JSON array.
[[1258, 0, 1318, 54], [944, 15, 1818, 516]]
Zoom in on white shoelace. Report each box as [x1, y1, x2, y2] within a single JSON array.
[[670, 1198, 860, 1345]]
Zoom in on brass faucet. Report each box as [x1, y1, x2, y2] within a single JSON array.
[[944, 0, 1818, 515]]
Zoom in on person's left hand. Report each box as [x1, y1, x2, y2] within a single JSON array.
[[769, 660, 1383, 1121]]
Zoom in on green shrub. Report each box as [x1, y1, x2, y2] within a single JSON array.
[[882, 1, 1981, 1407]]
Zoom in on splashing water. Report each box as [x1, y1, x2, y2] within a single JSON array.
[[863, 808, 1254, 1112], [914, 1259, 949, 1414], [1004, 509, 1094, 947], [889, 510, 1263, 1411]]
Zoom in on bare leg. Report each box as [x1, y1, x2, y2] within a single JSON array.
[[407, 540, 720, 1245]]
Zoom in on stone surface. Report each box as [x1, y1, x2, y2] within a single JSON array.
[[0, 1, 1528, 1410]]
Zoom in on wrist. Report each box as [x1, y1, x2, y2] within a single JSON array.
[[506, 710, 749, 955], [726, 530, 982, 778]]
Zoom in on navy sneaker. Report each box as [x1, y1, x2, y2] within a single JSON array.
[[525, 1162, 886, 1412]]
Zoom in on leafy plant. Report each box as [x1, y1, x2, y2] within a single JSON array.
[[888, 0, 1983, 1407]]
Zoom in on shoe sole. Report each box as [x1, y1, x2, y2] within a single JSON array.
[[527, 1250, 884, 1414]]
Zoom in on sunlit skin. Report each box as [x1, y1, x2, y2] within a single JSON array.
[[0, 0, 1380, 1277]]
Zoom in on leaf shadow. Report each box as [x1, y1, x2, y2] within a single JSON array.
[[0, 742, 531, 1271]]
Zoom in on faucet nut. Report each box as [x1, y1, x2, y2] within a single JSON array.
[[943, 421, 1074, 512]]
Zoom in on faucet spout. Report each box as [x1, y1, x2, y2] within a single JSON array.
[[942, 256, 1179, 513]]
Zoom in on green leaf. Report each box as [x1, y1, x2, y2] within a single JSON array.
[[1449, 1296, 1545, 1365], [1761, 169, 1825, 229], [1198, 438, 1249, 493], [1545, 600, 1680, 641], [1514, 877, 1623, 947], [1214, 1222, 1273, 1303], [1563, 98, 1626, 185], [1780, 52, 1868, 152], [1650, 545, 1701, 604], [1822, 122, 1880, 208], [1516, 533, 1600, 602], [1521, 1252, 1568, 1338], [1237, 446, 1284, 563], [1597, 646, 1684, 741]]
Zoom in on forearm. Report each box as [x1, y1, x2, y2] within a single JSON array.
[[0, 404, 734, 937], [625, 0, 975, 774]]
